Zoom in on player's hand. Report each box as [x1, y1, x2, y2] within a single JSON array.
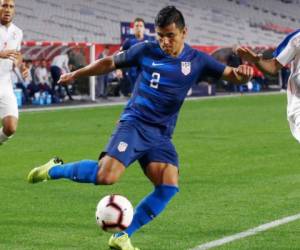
[[0, 50, 20, 62], [20, 63, 29, 79], [234, 65, 254, 83], [58, 72, 75, 85], [235, 47, 260, 64]]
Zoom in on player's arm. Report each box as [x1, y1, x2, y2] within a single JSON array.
[[0, 49, 20, 61], [255, 57, 282, 76], [221, 65, 253, 84], [58, 56, 116, 84], [59, 43, 144, 84], [17, 55, 29, 80], [14, 52, 23, 67], [236, 47, 283, 75], [15, 34, 29, 79], [201, 52, 252, 84]]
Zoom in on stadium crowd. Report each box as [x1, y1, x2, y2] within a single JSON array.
[[12, 49, 289, 106]]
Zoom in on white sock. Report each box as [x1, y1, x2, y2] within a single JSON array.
[[0, 128, 9, 144]]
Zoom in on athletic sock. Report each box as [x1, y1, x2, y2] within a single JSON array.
[[0, 128, 9, 144], [49, 160, 99, 184], [125, 184, 178, 236]]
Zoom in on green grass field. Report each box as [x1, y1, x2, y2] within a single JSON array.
[[1, 93, 300, 250]]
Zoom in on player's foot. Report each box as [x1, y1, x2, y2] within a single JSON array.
[[108, 233, 140, 250], [27, 157, 63, 184]]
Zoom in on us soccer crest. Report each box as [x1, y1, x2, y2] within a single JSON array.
[[181, 62, 191, 76], [118, 141, 128, 152]]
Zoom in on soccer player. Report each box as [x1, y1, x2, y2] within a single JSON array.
[[120, 17, 150, 94], [0, 0, 27, 145], [121, 17, 148, 51], [236, 29, 300, 142], [28, 6, 253, 250]]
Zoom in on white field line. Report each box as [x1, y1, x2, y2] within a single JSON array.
[[190, 213, 300, 250], [20, 92, 284, 113]]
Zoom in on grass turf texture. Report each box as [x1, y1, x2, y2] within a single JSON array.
[[1, 94, 300, 250]]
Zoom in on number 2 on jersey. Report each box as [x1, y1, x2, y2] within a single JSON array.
[[150, 72, 160, 89]]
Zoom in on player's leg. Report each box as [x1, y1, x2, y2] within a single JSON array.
[[112, 139, 179, 244], [0, 92, 19, 145], [0, 115, 18, 144], [28, 155, 126, 185], [28, 121, 139, 185], [50, 155, 126, 185], [109, 161, 178, 250], [124, 162, 179, 237], [2, 115, 18, 136]]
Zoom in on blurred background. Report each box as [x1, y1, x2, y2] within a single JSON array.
[[12, 0, 300, 106]]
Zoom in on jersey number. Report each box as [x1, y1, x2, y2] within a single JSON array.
[[150, 72, 160, 89]]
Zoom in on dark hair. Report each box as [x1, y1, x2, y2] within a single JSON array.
[[155, 6, 185, 30], [134, 17, 145, 25]]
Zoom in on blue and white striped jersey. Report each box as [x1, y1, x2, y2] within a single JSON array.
[[273, 29, 300, 67]]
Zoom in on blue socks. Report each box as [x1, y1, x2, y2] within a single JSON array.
[[49, 162, 178, 237], [124, 184, 178, 236], [49, 160, 99, 184]]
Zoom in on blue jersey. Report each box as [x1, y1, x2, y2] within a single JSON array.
[[121, 36, 152, 86], [122, 36, 149, 50], [114, 41, 225, 137]]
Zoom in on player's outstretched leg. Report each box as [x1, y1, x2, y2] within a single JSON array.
[[27, 157, 63, 183], [125, 185, 178, 236], [109, 185, 178, 249], [0, 117, 18, 145], [27, 159, 99, 184], [108, 233, 140, 250]]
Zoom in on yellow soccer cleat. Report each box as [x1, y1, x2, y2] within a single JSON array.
[[27, 157, 63, 184], [108, 233, 140, 250]]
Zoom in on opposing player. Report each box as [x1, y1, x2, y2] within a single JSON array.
[[236, 29, 300, 142], [0, 0, 27, 145], [28, 6, 253, 250], [120, 17, 150, 94]]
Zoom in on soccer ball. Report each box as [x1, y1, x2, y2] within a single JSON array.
[[95, 194, 134, 232]]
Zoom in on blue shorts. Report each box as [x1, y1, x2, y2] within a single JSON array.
[[99, 120, 178, 169]]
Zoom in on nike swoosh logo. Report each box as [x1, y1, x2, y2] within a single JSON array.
[[152, 62, 164, 66]]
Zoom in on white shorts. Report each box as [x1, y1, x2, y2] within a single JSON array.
[[0, 89, 19, 120]]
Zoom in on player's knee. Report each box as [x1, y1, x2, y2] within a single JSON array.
[[96, 166, 119, 185], [3, 123, 17, 136], [95, 156, 125, 185], [97, 173, 119, 185]]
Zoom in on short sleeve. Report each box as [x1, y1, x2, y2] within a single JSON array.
[[273, 30, 300, 66], [121, 39, 131, 51], [201, 52, 226, 80], [274, 36, 299, 66], [113, 42, 147, 69]]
